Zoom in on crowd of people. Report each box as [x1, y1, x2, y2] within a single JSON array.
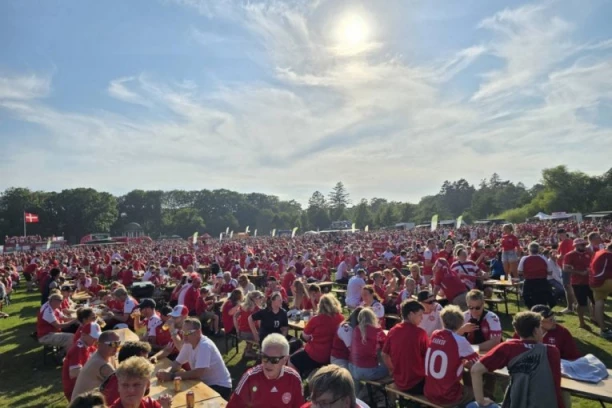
[[1, 218, 612, 408]]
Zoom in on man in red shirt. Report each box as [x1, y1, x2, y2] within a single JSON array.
[[382, 299, 429, 394], [37, 293, 77, 353], [590, 242, 612, 339], [228, 333, 304, 408], [471, 311, 564, 408], [517, 242, 554, 309], [62, 322, 102, 400], [557, 229, 576, 314], [424, 304, 479, 406], [563, 239, 594, 329], [432, 258, 468, 310]]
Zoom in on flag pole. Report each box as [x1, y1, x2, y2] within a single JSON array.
[[23, 210, 26, 237]]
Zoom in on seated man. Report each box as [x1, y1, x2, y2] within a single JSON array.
[[195, 286, 221, 335], [100, 341, 152, 406], [512, 305, 581, 361], [62, 322, 102, 401], [106, 288, 139, 329], [109, 356, 171, 408], [470, 311, 563, 408], [156, 318, 233, 399], [300, 364, 370, 408], [227, 333, 304, 408], [382, 299, 429, 394], [346, 269, 367, 309], [132, 298, 163, 349], [424, 305, 479, 407], [460, 290, 502, 353], [37, 293, 77, 353]]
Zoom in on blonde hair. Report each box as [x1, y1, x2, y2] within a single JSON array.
[[466, 289, 484, 303], [440, 305, 465, 331], [292, 280, 309, 309], [503, 223, 514, 233], [357, 308, 378, 344], [242, 290, 263, 311], [317, 294, 342, 316], [115, 356, 153, 381], [409, 264, 421, 274]]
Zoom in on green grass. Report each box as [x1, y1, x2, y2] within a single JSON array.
[[1, 288, 611, 408]]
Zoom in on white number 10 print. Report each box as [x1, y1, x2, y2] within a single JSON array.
[[425, 348, 448, 379]]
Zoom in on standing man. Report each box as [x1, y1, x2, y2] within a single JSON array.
[[557, 229, 576, 314], [518, 242, 554, 309], [590, 243, 612, 339], [563, 239, 594, 329]]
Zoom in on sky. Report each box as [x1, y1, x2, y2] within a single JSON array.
[[1, 0, 612, 206]]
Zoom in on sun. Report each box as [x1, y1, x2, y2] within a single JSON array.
[[338, 14, 369, 47]]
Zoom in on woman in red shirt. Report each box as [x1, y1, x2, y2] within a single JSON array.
[[282, 266, 297, 296], [348, 308, 388, 394], [289, 294, 344, 377], [235, 290, 263, 357], [500, 223, 520, 279], [109, 356, 171, 408]]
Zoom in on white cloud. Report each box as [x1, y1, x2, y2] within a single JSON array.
[[1, 1, 612, 205], [0, 73, 51, 100]]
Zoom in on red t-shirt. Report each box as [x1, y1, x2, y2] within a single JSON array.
[[227, 366, 305, 408], [237, 307, 259, 333], [501, 234, 519, 251], [557, 239, 574, 266], [382, 322, 429, 390], [222, 301, 237, 334], [563, 250, 592, 286], [424, 329, 479, 405], [100, 373, 119, 406], [304, 313, 345, 364], [512, 324, 581, 361], [433, 266, 466, 301], [590, 250, 612, 288], [479, 340, 564, 408], [518, 254, 549, 280], [350, 325, 386, 368], [109, 397, 161, 408], [62, 341, 96, 400], [282, 273, 296, 294], [195, 297, 213, 316]]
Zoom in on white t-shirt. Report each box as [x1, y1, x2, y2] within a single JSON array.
[[547, 258, 563, 284], [142, 271, 153, 281], [175, 336, 232, 388], [336, 261, 349, 281], [146, 314, 163, 337], [337, 323, 354, 348], [419, 303, 443, 337], [346, 276, 365, 307], [383, 250, 395, 261], [123, 297, 137, 314]]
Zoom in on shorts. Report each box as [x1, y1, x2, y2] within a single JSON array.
[[23, 272, 33, 282], [562, 271, 572, 285], [290, 349, 324, 378], [501, 250, 518, 263], [239, 331, 255, 341], [592, 279, 612, 302], [572, 285, 594, 307]]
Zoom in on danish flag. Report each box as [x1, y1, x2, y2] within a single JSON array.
[[24, 212, 39, 223]]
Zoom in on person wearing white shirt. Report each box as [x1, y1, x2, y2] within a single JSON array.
[[142, 266, 154, 282], [336, 260, 349, 284], [383, 248, 395, 261], [157, 318, 232, 399], [417, 290, 443, 337], [346, 270, 366, 308], [544, 249, 566, 303]]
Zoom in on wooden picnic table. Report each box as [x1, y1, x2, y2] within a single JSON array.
[[149, 358, 224, 407], [483, 279, 522, 313], [289, 320, 306, 337], [115, 328, 140, 343], [71, 292, 92, 302], [317, 281, 333, 293], [493, 367, 612, 406]]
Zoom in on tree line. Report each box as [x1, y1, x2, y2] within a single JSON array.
[[1, 165, 610, 244]]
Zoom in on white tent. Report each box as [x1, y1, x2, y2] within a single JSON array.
[[533, 212, 551, 220]]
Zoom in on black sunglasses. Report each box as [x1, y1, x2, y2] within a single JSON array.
[[423, 300, 435, 305], [468, 306, 483, 311], [261, 354, 285, 364]]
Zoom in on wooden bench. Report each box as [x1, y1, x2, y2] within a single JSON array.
[[332, 289, 347, 304], [224, 332, 239, 355], [485, 297, 506, 314], [361, 377, 393, 407], [385, 384, 445, 408]]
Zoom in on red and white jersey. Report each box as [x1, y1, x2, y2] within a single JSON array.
[[228, 365, 305, 408], [463, 310, 502, 344], [424, 329, 479, 406], [450, 260, 480, 290], [418, 303, 443, 337], [37, 302, 62, 338], [144, 313, 163, 338], [62, 340, 96, 400], [518, 254, 550, 280]]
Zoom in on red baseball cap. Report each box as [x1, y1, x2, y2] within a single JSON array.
[[169, 305, 189, 318]]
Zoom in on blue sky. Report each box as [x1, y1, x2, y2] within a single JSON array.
[[1, 0, 611, 205]]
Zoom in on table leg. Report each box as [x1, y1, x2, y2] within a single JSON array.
[[504, 288, 509, 315]]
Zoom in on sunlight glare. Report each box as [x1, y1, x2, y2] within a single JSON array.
[[338, 14, 369, 47]]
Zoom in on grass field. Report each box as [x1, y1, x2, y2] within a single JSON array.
[[1, 288, 611, 408]]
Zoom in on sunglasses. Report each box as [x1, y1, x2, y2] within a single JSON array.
[[179, 329, 198, 336], [261, 354, 285, 364], [104, 341, 121, 348], [310, 394, 344, 408], [468, 306, 483, 311], [423, 300, 435, 305]]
